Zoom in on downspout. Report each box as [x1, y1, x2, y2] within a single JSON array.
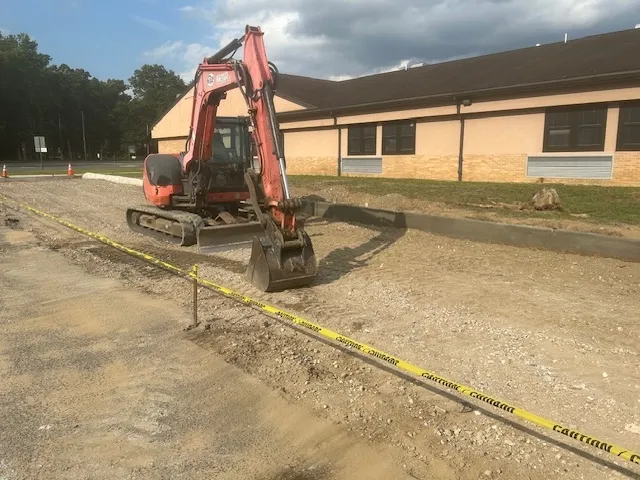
[[457, 102, 465, 182], [334, 113, 341, 176]]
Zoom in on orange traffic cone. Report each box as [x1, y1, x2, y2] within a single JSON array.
[[67, 163, 74, 176], [1, 164, 7, 178]]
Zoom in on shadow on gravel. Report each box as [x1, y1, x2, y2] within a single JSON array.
[[278, 320, 640, 480], [257, 465, 330, 480], [302, 196, 408, 286]]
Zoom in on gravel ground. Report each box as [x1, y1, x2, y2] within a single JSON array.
[[2, 178, 639, 480], [0, 226, 418, 480]]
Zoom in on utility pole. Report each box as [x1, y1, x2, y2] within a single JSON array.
[[81, 109, 87, 161], [146, 124, 150, 156], [58, 113, 64, 162]]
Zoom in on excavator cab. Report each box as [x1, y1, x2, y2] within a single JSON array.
[[204, 117, 253, 192], [193, 116, 267, 254]]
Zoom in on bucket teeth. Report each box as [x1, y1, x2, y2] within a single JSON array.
[[245, 232, 317, 292]]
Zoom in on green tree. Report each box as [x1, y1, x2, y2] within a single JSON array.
[[0, 32, 53, 160], [126, 64, 186, 153], [0, 32, 186, 161]]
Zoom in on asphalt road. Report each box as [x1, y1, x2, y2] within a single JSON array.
[[1, 161, 142, 173]]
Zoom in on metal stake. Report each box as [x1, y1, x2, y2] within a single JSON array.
[[192, 264, 198, 328]]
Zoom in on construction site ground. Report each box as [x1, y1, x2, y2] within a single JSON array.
[[0, 226, 414, 480], [1, 177, 639, 480]]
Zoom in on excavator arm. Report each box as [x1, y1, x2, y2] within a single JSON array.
[[182, 25, 317, 292]]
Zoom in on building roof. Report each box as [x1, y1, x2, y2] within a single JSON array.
[[154, 27, 640, 129], [274, 73, 336, 109], [274, 27, 640, 116]]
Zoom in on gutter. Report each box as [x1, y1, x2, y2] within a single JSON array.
[[277, 69, 640, 121], [456, 102, 465, 182], [333, 112, 341, 176]]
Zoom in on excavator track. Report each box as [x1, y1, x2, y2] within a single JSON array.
[[126, 204, 201, 247]]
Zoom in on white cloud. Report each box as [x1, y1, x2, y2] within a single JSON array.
[[328, 74, 354, 81], [178, 4, 215, 22], [143, 40, 185, 60], [141, 39, 213, 81], [178, 5, 196, 14], [129, 14, 173, 32], [178, 43, 215, 81], [145, 0, 638, 80]]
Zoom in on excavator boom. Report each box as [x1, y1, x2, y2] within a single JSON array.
[[126, 25, 317, 292]]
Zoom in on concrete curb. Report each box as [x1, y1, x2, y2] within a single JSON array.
[[301, 200, 640, 263], [79, 173, 639, 263], [2, 174, 79, 179], [82, 172, 143, 187]]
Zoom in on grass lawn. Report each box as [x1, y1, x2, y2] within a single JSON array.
[[290, 175, 640, 226]]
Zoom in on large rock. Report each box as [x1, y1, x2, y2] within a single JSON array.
[[531, 187, 562, 211]]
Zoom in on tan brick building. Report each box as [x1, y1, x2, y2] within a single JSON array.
[[152, 28, 640, 186]]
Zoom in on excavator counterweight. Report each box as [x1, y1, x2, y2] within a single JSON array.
[[126, 25, 317, 292]]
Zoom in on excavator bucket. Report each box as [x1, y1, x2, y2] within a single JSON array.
[[245, 232, 317, 292], [196, 221, 266, 253]]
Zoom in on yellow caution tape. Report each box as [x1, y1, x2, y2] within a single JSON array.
[[2, 193, 639, 468]]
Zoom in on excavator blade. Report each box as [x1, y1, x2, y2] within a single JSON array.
[[245, 232, 317, 292], [196, 221, 266, 253]]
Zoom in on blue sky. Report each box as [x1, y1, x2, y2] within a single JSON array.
[[2, 0, 638, 82], [1, 0, 211, 81]]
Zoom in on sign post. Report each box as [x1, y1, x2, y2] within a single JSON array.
[[34, 136, 47, 171]]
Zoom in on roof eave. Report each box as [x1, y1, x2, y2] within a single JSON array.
[[272, 90, 318, 109], [151, 86, 194, 131], [277, 70, 640, 121]]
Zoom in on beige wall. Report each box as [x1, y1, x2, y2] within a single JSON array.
[[283, 85, 640, 130], [462, 113, 543, 182], [158, 138, 187, 154], [337, 120, 460, 180], [465, 113, 545, 155], [375, 156, 459, 180], [416, 121, 460, 156], [463, 86, 640, 116], [610, 152, 640, 186], [153, 82, 640, 185], [339, 120, 460, 158], [604, 106, 620, 151], [461, 152, 640, 185], [152, 87, 195, 140], [336, 105, 456, 125], [284, 129, 338, 176], [281, 118, 335, 130], [461, 106, 633, 184], [152, 87, 306, 140]]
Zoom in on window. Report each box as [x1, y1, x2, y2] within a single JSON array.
[[543, 105, 607, 152], [347, 124, 376, 155], [617, 101, 640, 151], [382, 120, 415, 155]]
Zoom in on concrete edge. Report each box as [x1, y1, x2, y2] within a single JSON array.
[[2, 174, 80, 179], [82, 172, 143, 187], [301, 200, 640, 263], [77, 174, 638, 263]]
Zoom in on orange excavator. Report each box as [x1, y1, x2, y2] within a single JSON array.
[[126, 25, 317, 292]]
